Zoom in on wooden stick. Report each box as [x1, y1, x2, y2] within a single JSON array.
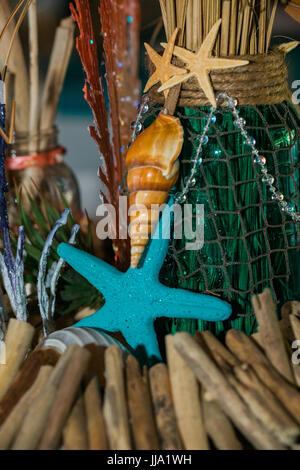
[[202, 392, 243, 450], [28, 0, 39, 150], [192, 0, 199, 50], [126, 355, 159, 450], [166, 0, 176, 39], [84, 376, 108, 450], [177, 0, 188, 46], [166, 335, 209, 450], [239, 0, 252, 55], [2, 0, 33, 81], [40, 17, 75, 136], [0, 0, 29, 132], [259, 0, 267, 54], [290, 314, 300, 342], [0, 347, 59, 426], [220, 0, 231, 56], [252, 302, 295, 350], [266, 0, 278, 52], [173, 332, 285, 450], [4, 69, 14, 128], [197, 330, 240, 367], [225, 329, 300, 423], [197, 330, 299, 445], [202, 0, 207, 38], [272, 302, 296, 350], [12, 377, 58, 450], [83, 344, 106, 389], [229, 0, 238, 55], [0, 319, 35, 401], [103, 346, 131, 450], [186, 0, 193, 50], [159, 0, 168, 39], [236, 0, 245, 55], [197, 0, 203, 46], [149, 363, 182, 450], [232, 365, 299, 446], [63, 394, 88, 450], [290, 315, 300, 386], [0, 0, 27, 43], [12, 344, 80, 450], [284, 301, 300, 318], [0, 365, 52, 450], [164, 83, 181, 115], [253, 289, 294, 384], [37, 346, 91, 450], [249, 17, 256, 54]]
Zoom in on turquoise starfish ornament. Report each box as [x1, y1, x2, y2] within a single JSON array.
[[57, 202, 232, 363]]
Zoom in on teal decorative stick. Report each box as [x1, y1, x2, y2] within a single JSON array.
[[57, 202, 231, 363]]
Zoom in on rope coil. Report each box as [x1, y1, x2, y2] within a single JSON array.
[[148, 49, 291, 107]]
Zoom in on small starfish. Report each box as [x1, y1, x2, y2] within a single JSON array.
[[158, 19, 249, 106], [144, 27, 186, 98], [57, 201, 231, 364], [278, 41, 299, 54]]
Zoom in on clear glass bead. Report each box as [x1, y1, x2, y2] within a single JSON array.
[[287, 203, 296, 213], [177, 194, 187, 204], [247, 136, 256, 146], [262, 174, 274, 184], [255, 156, 266, 166], [228, 98, 238, 107], [235, 118, 246, 128]]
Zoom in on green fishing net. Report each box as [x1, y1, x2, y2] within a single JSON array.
[[141, 99, 300, 336]]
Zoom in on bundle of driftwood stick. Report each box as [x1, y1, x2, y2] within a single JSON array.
[[0, 289, 300, 450]]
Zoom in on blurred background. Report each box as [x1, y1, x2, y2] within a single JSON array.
[[10, 0, 300, 216]]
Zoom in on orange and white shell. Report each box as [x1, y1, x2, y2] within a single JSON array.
[[126, 113, 184, 269]]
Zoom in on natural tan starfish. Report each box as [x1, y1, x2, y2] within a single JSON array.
[[159, 19, 249, 107], [144, 27, 186, 98], [278, 40, 299, 54]]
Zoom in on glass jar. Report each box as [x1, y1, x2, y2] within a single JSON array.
[[6, 127, 81, 226]]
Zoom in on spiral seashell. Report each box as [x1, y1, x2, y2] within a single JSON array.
[[126, 113, 183, 268], [42, 327, 128, 354]]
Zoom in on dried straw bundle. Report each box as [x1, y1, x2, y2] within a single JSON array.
[[159, 0, 279, 54]]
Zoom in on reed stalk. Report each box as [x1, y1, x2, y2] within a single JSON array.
[[160, 0, 279, 55]]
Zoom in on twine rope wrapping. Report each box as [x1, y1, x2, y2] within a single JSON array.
[[148, 49, 290, 107]]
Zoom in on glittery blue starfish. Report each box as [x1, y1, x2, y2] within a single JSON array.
[[57, 202, 232, 362]]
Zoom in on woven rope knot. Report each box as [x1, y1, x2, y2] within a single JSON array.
[[148, 48, 290, 107]]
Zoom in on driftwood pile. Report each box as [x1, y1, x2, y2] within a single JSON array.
[[0, 289, 299, 450]]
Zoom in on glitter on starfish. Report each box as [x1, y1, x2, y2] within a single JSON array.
[[144, 27, 186, 98], [57, 201, 231, 364], [158, 19, 249, 106]]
